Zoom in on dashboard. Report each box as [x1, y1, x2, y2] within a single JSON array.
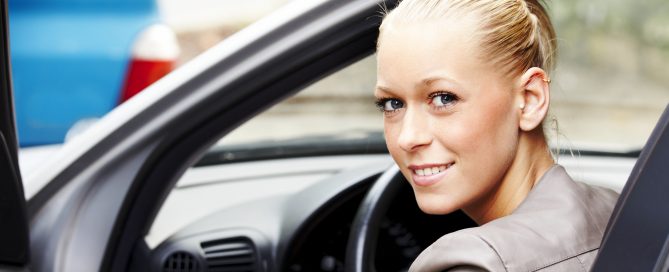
[[144, 154, 476, 272], [143, 153, 633, 272]]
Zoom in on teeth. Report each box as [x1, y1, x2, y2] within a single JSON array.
[[414, 164, 452, 176]]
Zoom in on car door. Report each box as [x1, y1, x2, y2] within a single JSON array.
[[0, 0, 30, 270], [592, 105, 669, 271]]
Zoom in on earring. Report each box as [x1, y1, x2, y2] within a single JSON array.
[[520, 104, 525, 110], [543, 78, 551, 84]]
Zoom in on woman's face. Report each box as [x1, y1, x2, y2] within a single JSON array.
[[375, 18, 523, 216]]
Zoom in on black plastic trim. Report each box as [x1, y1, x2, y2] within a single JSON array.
[[151, 229, 270, 272], [592, 104, 669, 271], [194, 132, 389, 167], [0, 0, 29, 267], [193, 132, 638, 167]]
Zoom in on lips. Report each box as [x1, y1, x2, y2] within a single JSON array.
[[408, 163, 454, 187]]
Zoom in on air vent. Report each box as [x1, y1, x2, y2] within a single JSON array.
[[163, 251, 200, 272], [201, 237, 258, 272]]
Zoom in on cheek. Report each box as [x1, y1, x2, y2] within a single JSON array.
[[442, 97, 519, 180], [464, 102, 516, 148], [383, 118, 404, 162]]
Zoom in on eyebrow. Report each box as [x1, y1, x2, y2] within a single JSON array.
[[375, 75, 462, 96], [420, 75, 462, 88], [374, 85, 397, 97]]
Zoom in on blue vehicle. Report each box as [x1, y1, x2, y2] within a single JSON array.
[[9, 0, 178, 146]]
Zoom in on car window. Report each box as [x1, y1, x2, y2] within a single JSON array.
[[218, 55, 381, 146]]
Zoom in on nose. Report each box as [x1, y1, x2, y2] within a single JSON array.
[[397, 106, 432, 152]]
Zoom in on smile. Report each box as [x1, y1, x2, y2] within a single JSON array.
[[408, 163, 454, 187], [410, 163, 454, 176]]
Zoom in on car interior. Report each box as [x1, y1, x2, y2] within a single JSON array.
[[2, 1, 667, 272]]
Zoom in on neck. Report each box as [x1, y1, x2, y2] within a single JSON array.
[[464, 129, 555, 225]]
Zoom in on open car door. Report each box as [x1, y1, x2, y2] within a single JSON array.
[[0, 0, 30, 270], [592, 104, 669, 271]]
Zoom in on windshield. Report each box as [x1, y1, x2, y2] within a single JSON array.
[[201, 0, 668, 155]]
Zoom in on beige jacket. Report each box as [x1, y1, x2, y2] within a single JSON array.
[[409, 165, 619, 272]]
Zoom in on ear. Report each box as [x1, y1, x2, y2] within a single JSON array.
[[517, 67, 550, 132]]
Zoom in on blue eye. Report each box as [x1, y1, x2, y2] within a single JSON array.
[[430, 92, 458, 107], [375, 98, 404, 112], [385, 99, 404, 111]]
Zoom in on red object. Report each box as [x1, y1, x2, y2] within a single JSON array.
[[119, 58, 175, 103]]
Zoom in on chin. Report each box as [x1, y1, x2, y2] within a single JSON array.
[[414, 192, 459, 215]]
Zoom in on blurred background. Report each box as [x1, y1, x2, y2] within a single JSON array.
[[163, 0, 668, 153], [12, 0, 669, 154]]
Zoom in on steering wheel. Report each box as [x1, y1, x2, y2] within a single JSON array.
[[345, 165, 407, 272]]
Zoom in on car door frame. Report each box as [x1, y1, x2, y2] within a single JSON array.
[[0, 0, 30, 269], [111, 1, 398, 270], [592, 105, 669, 271]]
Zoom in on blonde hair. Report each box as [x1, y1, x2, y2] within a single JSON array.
[[380, 0, 557, 77]]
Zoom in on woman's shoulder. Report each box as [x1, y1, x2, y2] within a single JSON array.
[[410, 165, 620, 272], [409, 228, 506, 272], [410, 225, 599, 272]]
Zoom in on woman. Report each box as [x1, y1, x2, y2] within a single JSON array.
[[374, 0, 619, 271]]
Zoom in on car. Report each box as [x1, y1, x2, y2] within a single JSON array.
[[0, 0, 668, 271], [9, 0, 179, 146]]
